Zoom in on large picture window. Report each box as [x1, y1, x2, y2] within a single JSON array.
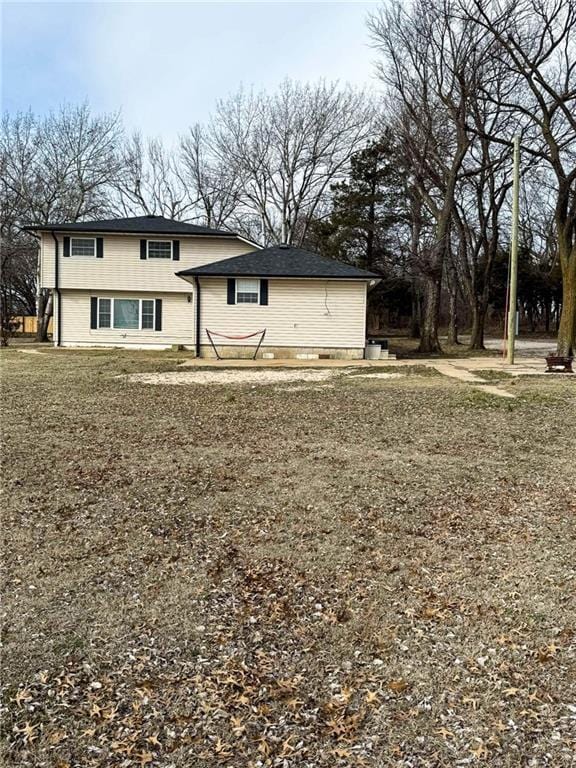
[[71, 237, 96, 257], [236, 279, 259, 304], [147, 241, 172, 259], [114, 299, 140, 329], [96, 298, 156, 330]]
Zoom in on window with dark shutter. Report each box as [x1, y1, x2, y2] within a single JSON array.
[[70, 238, 96, 257], [96, 238, 104, 258], [63, 237, 70, 257], [140, 240, 147, 260], [227, 279, 236, 304], [236, 279, 259, 303], [172, 240, 180, 261]]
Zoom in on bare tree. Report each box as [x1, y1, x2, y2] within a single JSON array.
[[205, 80, 376, 245], [462, 0, 576, 355], [114, 133, 199, 220], [180, 125, 244, 230], [369, 0, 481, 352], [1, 105, 123, 340], [450, 76, 519, 349]]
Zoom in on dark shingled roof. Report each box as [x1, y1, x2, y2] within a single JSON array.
[[177, 244, 378, 280], [24, 215, 237, 238]]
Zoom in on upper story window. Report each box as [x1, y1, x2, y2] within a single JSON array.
[[71, 237, 96, 257], [147, 240, 172, 259], [140, 238, 179, 261], [236, 279, 259, 304]]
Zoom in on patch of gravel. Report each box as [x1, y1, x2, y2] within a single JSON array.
[[277, 383, 337, 392], [352, 372, 405, 379], [122, 368, 346, 385]]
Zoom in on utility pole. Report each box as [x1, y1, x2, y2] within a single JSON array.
[[506, 135, 520, 365]]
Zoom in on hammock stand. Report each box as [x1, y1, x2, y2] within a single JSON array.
[[206, 328, 266, 360]]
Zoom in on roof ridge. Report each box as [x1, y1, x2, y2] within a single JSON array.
[[177, 243, 379, 280], [23, 214, 239, 238]]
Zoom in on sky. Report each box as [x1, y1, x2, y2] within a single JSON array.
[[2, 1, 381, 143]]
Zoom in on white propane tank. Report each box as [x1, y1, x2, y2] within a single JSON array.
[[365, 342, 381, 360]]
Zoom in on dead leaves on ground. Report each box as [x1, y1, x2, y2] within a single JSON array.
[[3, 553, 575, 766]]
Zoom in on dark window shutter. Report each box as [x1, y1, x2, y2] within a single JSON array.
[[172, 240, 180, 261], [96, 238, 104, 258], [227, 278, 236, 305], [155, 299, 162, 331], [90, 297, 98, 329], [140, 239, 147, 260], [259, 279, 268, 305], [63, 237, 70, 257]]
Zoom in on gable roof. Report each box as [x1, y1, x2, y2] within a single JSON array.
[[24, 215, 238, 238], [177, 244, 379, 280]]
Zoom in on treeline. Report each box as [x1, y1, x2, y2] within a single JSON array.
[[1, 0, 574, 353]]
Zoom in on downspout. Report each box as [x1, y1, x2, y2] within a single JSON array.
[[194, 275, 201, 358], [51, 231, 61, 347]]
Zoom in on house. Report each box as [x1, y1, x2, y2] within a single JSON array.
[[26, 215, 378, 359]]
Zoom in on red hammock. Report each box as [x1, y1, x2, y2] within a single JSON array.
[[206, 329, 265, 340], [205, 328, 266, 360]]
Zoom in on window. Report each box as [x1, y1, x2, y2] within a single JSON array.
[[236, 279, 259, 304], [113, 299, 140, 329], [147, 240, 172, 259], [98, 298, 111, 328], [71, 237, 96, 257], [141, 300, 155, 329], [93, 298, 159, 331]]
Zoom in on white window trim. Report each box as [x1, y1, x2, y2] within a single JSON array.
[[146, 240, 173, 259], [96, 297, 156, 331], [70, 237, 96, 258], [236, 278, 260, 304]]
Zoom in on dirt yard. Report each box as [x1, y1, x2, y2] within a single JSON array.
[[1, 347, 575, 767]]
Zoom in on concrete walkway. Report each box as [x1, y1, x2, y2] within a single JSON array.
[[389, 356, 553, 397]]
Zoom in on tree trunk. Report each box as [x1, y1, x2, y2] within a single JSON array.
[[544, 299, 550, 333], [557, 248, 576, 356], [410, 281, 421, 338], [37, 290, 53, 342], [418, 273, 442, 353], [469, 299, 488, 350], [409, 191, 422, 339], [447, 287, 459, 346], [418, 215, 450, 354], [446, 261, 459, 346], [36, 290, 46, 342]]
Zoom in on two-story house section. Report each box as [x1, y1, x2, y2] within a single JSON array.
[[26, 215, 378, 359]]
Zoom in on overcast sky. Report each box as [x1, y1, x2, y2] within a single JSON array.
[[2, 1, 380, 143]]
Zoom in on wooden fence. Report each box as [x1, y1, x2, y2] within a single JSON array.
[[10, 316, 53, 335]]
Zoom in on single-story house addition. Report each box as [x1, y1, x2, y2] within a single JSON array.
[[26, 215, 378, 359]]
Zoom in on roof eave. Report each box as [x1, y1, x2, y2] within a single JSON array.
[[23, 225, 239, 238], [176, 271, 378, 280]]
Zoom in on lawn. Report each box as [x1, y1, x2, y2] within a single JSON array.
[[1, 348, 575, 767]]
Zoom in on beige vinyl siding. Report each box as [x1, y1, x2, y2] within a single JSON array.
[[40, 233, 254, 291], [57, 290, 195, 348], [200, 278, 367, 349]]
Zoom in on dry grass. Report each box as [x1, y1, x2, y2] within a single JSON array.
[[1, 347, 575, 767]]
